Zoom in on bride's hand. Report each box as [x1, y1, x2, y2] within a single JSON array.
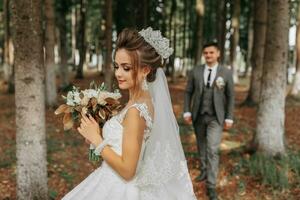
[[77, 114, 103, 146]]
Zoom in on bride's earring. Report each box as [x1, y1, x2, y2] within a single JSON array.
[[142, 78, 148, 91]]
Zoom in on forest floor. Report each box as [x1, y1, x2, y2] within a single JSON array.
[[0, 71, 300, 200]]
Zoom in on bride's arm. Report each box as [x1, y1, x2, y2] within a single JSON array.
[[101, 108, 145, 180], [78, 108, 145, 181]]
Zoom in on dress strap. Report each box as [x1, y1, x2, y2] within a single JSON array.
[[118, 103, 153, 131]]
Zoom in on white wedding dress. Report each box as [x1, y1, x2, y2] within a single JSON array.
[[62, 69, 197, 200]]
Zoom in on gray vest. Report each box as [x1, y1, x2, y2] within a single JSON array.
[[200, 86, 216, 116]]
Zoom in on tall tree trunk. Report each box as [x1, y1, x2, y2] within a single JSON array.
[[256, 0, 289, 155], [182, 0, 187, 60], [290, 4, 300, 96], [244, 1, 254, 77], [45, 0, 57, 107], [195, 0, 205, 65], [104, 0, 113, 90], [171, 19, 177, 82], [166, 0, 177, 75], [71, 6, 77, 67], [3, 0, 14, 93], [180, 0, 188, 76], [11, 0, 48, 198], [188, 0, 195, 66], [230, 0, 240, 83], [217, 0, 226, 64], [203, 0, 215, 41], [143, 0, 148, 27], [3, 0, 11, 81], [245, 0, 267, 105], [135, 0, 148, 29], [161, 0, 167, 38], [57, 9, 69, 89], [76, 0, 86, 79]]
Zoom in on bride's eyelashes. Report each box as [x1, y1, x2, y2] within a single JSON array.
[[113, 63, 132, 72]]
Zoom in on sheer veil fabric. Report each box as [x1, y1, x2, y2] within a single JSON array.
[[136, 68, 197, 199]]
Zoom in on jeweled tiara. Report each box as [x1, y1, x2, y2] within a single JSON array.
[[139, 27, 174, 59]]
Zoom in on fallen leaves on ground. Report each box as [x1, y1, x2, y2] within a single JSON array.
[[0, 74, 300, 200]]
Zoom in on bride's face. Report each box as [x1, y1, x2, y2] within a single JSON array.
[[114, 49, 135, 90]]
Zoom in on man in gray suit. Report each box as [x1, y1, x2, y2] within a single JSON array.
[[183, 42, 234, 200]]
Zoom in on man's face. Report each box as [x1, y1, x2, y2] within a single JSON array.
[[203, 46, 220, 66]]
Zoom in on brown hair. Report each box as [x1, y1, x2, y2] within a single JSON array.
[[114, 28, 163, 96]]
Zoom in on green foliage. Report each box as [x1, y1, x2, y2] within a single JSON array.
[[242, 151, 300, 189], [0, 159, 12, 168], [49, 189, 58, 199], [86, 0, 103, 47], [238, 180, 246, 195], [184, 151, 198, 158], [178, 120, 194, 135], [0, 146, 15, 168], [228, 127, 238, 135], [47, 138, 63, 154], [289, 151, 300, 181], [290, 0, 300, 26], [60, 171, 74, 184], [248, 154, 288, 189], [239, 0, 252, 53], [203, 0, 218, 41]]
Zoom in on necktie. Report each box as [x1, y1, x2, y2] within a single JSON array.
[[206, 69, 212, 88]]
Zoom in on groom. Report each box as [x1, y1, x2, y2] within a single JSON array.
[[183, 42, 234, 200]]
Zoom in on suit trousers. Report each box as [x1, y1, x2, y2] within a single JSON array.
[[193, 114, 223, 188]]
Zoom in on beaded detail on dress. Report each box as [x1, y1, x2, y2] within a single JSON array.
[[115, 102, 153, 141]]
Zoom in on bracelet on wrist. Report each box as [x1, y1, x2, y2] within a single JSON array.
[[94, 140, 109, 156]]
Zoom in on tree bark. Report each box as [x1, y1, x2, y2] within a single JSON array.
[[245, 0, 267, 105], [11, 0, 48, 198], [71, 6, 77, 66], [104, 0, 113, 90], [134, 0, 148, 29], [171, 19, 177, 81], [45, 0, 57, 107], [76, 0, 86, 79], [217, 0, 226, 64], [182, 0, 187, 60], [195, 0, 205, 65], [256, 0, 289, 156], [244, 1, 254, 77], [57, 6, 69, 89], [143, 0, 148, 27], [3, 0, 11, 82], [290, 3, 300, 96], [230, 0, 240, 83], [3, 0, 15, 93], [166, 0, 177, 75]]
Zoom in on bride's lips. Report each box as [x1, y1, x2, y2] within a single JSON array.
[[118, 80, 126, 84]]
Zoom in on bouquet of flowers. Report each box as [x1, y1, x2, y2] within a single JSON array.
[[55, 81, 122, 161]]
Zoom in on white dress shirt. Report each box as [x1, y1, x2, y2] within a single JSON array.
[[183, 63, 233, 124], [204, 63, 218, 87]]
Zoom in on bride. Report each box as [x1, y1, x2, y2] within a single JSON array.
[[62, 27, 197, 199]]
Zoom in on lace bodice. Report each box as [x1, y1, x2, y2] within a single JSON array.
[[101, 103, 153, 156]]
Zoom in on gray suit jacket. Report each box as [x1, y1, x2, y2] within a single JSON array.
[[184, 64, 234, 124]]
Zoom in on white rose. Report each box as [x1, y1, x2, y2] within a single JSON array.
[[97, 91, 110, 105], [66, 90, 84, 106], [73, 91, 81, 104], [82, 89, 98, 98]]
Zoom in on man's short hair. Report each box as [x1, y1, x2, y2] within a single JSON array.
[[203, 42, 220, 51]]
